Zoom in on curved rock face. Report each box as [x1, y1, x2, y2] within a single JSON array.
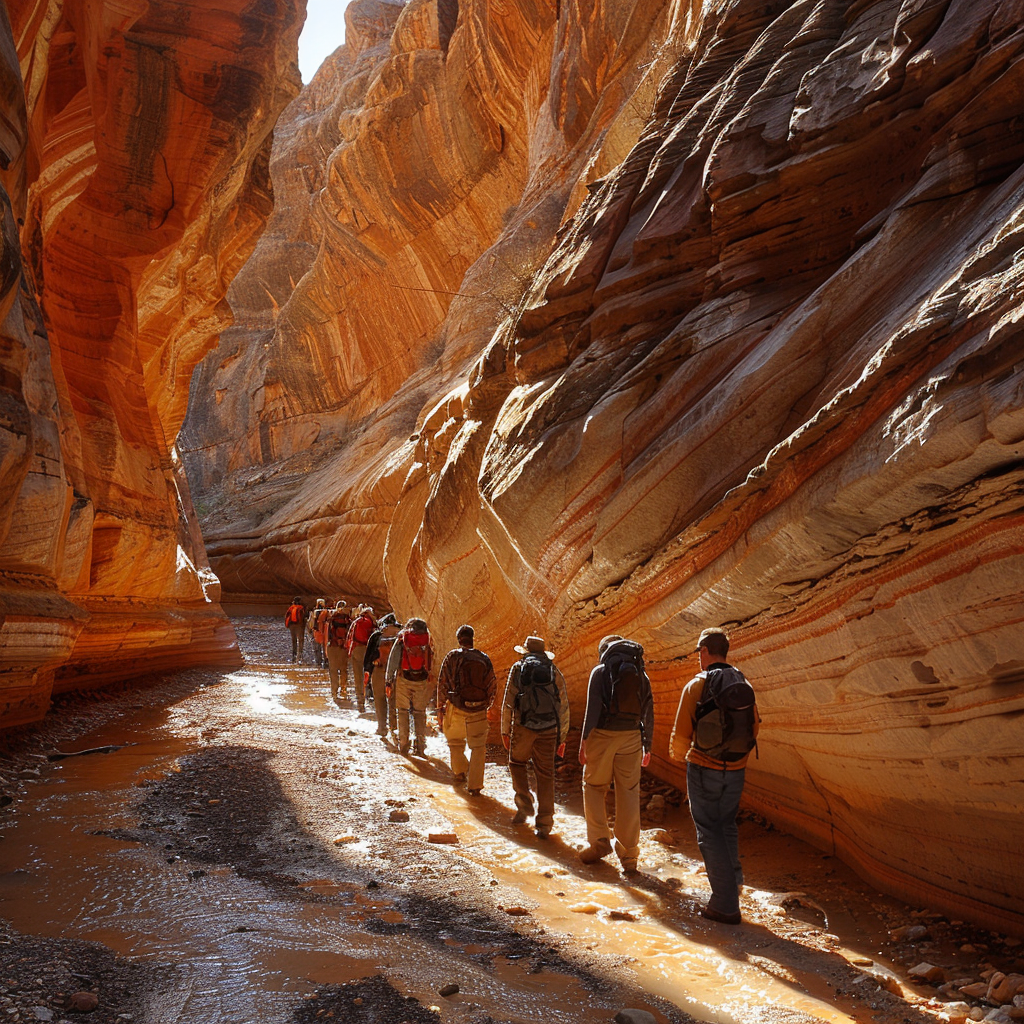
[[182, 0, 1024, 931], [0, 0, 303, 725]]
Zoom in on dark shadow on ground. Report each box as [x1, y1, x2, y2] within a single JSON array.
[[117, 743, 691, 1024]]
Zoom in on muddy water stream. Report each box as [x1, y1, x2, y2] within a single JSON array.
[[0, 621, 938, 1024]]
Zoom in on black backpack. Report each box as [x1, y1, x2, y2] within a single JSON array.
[[598, 639, 649, 731], [693, 665, 757, 762], [449, 649, 492, 711], [515, 655, 560, 732]]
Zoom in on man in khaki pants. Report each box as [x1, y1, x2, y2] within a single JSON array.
[[578, 634, 654, 874], [324, 602, 352, 703], [436, 625, 496, 795]]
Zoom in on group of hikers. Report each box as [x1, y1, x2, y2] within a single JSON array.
[[284, 598, 760, 925]]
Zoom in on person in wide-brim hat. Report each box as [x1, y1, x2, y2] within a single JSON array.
[[513, 635, 555, 660]]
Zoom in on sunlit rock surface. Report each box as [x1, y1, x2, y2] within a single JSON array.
[[182, 0, 1024, 931], [0, 0, 303, 725]]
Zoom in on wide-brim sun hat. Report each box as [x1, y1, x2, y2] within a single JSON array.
[[514, 635, 554, 660]]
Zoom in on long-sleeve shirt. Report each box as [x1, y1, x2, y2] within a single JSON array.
[[436, 645, 497, 713], [670, 662, 760, 770], [580, 663, 655, 752], [501, 659, 570, 742]]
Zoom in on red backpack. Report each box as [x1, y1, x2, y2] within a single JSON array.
[[350, 613, 375, 647], [284, 603, 304, 626], [327, 613, 351, 647], [400, 627, 432, 681]]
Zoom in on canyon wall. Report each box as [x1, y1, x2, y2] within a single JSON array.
[[183, 0, 1024, 932], [0, 0, 304, 725]]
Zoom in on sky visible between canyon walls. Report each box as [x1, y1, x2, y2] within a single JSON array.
[[298, 0, 347, 82]]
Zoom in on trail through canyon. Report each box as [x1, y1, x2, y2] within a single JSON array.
[[1, 622, 1020, 1024]]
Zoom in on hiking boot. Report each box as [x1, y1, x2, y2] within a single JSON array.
[[536, 826, 551, 839], [413, 743, 426, 757], [399, 742, 411, 755], [700, 905, 742, 925], [578, 837, 613, 864], [619, 858, 639, 875], [511, 809, 530, 825], [453, 772, 467, 787], [467, 789, 482, 797]]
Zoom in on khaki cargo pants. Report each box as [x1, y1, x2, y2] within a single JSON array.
[[582, 727, 642, 861], [395, 677, 430, 753], [326, 644, 352, 703], [443, 703, 489, 790]]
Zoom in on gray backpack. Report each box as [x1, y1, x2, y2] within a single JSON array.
[[515, 655, 560, 731]]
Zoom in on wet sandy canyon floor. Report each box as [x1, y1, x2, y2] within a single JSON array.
[[1, 619, 1021, 1024]]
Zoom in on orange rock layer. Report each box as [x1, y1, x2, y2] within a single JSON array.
[[183, 0, 1024, 931], [0, 0, 304, 724]]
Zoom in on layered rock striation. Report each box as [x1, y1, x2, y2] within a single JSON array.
[[0, 0, 303, 725], [183, 0, 1024, 931]]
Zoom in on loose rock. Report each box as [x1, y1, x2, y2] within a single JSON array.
[[438, 983, 459, 997], [68, 991, 99, 1012], [614, 1010, 658, 1024]]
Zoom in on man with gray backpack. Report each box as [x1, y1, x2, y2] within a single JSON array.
[[500, 635, 570, 837], [436, 624, 497, 794], [670, 627, 759, 925], [578, 634, 654, 874]]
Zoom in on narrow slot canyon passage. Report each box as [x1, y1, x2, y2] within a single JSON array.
[[2, 620, 1020, 1024]]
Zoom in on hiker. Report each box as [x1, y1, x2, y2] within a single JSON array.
[[283, 597, 307, 662], [385, 617, 434, 755], [436, 625, 497, 795], [500, 635, 569, 838], [364, 613, 401, 738], [670, 627, 760, 925], [578, 634, 654, 874], [346, 605, 377, 709], [324, 602, 353, 703], [309, 599, 328, 669]]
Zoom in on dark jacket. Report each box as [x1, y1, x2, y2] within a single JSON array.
[[581, 661, 655, 752]]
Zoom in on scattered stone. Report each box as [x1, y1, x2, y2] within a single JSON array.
[[990, 975, 1024, 1004], [608, 909, 639, 922], [909, 963, 946, 983], [502, 906, 530, 916], [849, 956, 875, 967], [963, 945, 979, 954], [388, 809, 410, 823], [32, 1007, 54, 1021], [643, 795, 665, 825], [427, 832, 458, 844], [438, 984, 459, 997], [962, 985, 991, 999], [865, 968, 903, 995], [67, 991, 99, 1012], [332, 834, 358, 844], [645, 829, 676, 846], [891, 924, 930, 942], [982, 1010, 1013, 1024], [570, 902, 602, 915], [614, 1010, 658, 1024]]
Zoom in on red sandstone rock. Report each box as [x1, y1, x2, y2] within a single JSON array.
[[182, 0, 1024, 934], [0, 0, 303, 721]]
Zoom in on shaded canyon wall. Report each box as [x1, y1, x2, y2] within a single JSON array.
[[0, 0, 304, 725], [181, 0, 1024, 932]]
